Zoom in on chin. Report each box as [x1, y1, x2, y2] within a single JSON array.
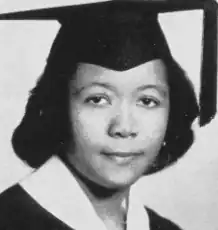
[[98, 170, 143, 190]]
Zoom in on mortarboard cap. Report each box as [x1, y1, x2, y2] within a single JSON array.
[[0, 0, 217, 126]]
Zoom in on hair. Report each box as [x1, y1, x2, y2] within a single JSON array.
[[11, 18, 199, 175], [148, 56, 199, 173]]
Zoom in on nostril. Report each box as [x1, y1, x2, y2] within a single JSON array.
[[108, 113, 138, 138], [113, 130, 137, 139]]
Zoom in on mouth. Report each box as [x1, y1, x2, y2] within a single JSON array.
[[101, 151, 144, 165]]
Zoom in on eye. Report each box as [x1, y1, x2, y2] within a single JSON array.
[[84, 95, 110, 106], [138, 97, 160, 108]]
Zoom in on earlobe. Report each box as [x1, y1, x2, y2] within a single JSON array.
[[162, 141, 166, 147]]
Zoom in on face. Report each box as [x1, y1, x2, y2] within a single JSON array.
[[66, 59, 169, 189]]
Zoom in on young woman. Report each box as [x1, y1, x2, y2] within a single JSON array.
[[0, 2, 199, 230]]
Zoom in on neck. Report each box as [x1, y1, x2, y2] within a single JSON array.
[[62, 157, 129, 222]]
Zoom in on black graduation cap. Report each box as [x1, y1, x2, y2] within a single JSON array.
[[0, 0, 217, 127]]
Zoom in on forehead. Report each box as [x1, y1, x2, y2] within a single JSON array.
[[73, 59, 168, 87]]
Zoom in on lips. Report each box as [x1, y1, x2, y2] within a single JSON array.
[[102, 147, 144, 156], [101, 150, 144, 165], [102, 151, 143, 157]]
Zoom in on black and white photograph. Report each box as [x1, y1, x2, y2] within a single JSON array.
[[0, 0, 217, 229]]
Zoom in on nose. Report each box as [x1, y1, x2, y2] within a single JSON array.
[[108, 103, 138, 139]]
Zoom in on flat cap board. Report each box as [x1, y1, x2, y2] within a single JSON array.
[[0, 0, 217, 126]]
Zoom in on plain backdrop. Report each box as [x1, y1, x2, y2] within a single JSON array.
[[0, 4, 218, 230]]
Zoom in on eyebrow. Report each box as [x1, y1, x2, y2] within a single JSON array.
[[136, 84, 169, 97], [75, 82, 117, 94], [76, 82, 168, 97]]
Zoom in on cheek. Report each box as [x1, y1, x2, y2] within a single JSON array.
[[70, 108, 108, 146], [139, 110, 169, 144], [138, 113, 168, 166]]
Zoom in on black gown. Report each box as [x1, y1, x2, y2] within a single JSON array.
[[0, 184, 182, 230]]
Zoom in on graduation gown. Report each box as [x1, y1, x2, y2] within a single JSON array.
[[0, 157, 182, 230]]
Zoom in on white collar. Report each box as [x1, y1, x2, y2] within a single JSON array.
[[20, 156, 150, 230]]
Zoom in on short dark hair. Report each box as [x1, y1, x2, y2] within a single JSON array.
[[11, 29, 199, 174], [148, 56, 199, 174]]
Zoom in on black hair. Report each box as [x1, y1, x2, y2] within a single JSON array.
[[11, 9, 199, 174], [148, 56, 199, 174], [11, 54, 198, 175]]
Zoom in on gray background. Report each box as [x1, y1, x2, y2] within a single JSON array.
[[0, 3, 218, 229]]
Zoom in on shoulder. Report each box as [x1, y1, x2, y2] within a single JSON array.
[[0, 184, 42, 214], [145, 207, 183, 230], [0, 184, 44, 228], [0, 184, 28, 215], [0, 184, 72, 230]]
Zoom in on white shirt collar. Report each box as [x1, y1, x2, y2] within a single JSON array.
[[20, 156, 150, 230]]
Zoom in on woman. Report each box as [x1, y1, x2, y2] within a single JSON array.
[[0, 2, 198, 230]]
